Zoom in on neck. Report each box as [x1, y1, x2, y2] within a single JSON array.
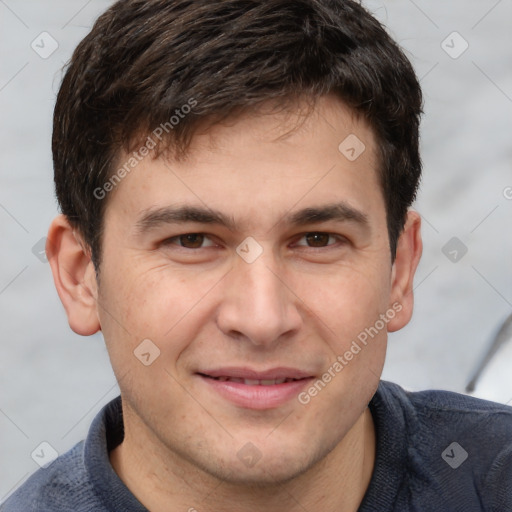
[[110, 406, 376, 512]]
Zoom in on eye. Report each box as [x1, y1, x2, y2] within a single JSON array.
[[162, 233, 216, 249], [294, 232, 344, 248]]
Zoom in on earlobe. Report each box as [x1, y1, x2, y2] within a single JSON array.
[[387, 210, 422, 332], [47, 215, 101, 336]]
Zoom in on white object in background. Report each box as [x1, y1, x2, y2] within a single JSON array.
[[466, 313, 512, 405]]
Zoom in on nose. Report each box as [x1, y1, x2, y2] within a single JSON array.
[[216, 251, 302, 347]]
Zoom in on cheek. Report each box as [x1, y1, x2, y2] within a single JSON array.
[[294, 264, 390, 425], [292, 261, 392, 348], [97, 257, 225, 354]]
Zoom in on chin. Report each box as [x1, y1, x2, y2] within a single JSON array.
[[191, 442, 323, 487], [211, 462, 310, 487]]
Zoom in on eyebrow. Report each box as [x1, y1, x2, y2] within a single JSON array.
[[134, 201, 369, 235]]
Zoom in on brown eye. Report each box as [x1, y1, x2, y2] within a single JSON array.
[[304, 233, 332, 247], [161, 233, 216, 250], [178, 234, 205, 248]]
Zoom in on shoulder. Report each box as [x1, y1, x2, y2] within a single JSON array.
[[380, 379, 512, 438], [1, 396, 137, 512], [379, 379, 512, 419], [376, 380, 512, 456], [373, 380, 512, 510], [0, 441, 104, 512]]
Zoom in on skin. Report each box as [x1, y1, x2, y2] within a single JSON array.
[[48, 95, 422, 512]]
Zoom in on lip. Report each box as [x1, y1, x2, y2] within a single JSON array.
[[197, 367, 315, 410]]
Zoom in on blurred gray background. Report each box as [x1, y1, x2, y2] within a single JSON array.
[[1, 0, 511, 501]]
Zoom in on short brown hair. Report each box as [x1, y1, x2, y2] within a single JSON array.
[[53, 0, 423, 270]]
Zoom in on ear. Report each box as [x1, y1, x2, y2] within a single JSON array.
[[47, 215, 101, 336], [387, 210, 422, 332]]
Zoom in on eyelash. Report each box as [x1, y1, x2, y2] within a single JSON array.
[[161, 232, 347, 250]]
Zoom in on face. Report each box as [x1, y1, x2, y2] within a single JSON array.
[[85, 96, 407, 484]]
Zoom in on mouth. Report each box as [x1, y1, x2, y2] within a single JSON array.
[[199, 375, 304, 385], [196, 367, 314, 409]]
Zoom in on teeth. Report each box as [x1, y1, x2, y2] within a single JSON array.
[[212, 376, 298, 385]]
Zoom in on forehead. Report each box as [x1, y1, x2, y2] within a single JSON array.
[[104, 95, 385, 234]]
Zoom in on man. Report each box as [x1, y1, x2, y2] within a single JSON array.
[[3, 0, 511, 511]]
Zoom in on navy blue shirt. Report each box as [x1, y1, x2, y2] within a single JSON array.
[[2, 380, 512, 511]]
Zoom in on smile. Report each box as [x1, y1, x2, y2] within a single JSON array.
[[197, 368, 314, 409]]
